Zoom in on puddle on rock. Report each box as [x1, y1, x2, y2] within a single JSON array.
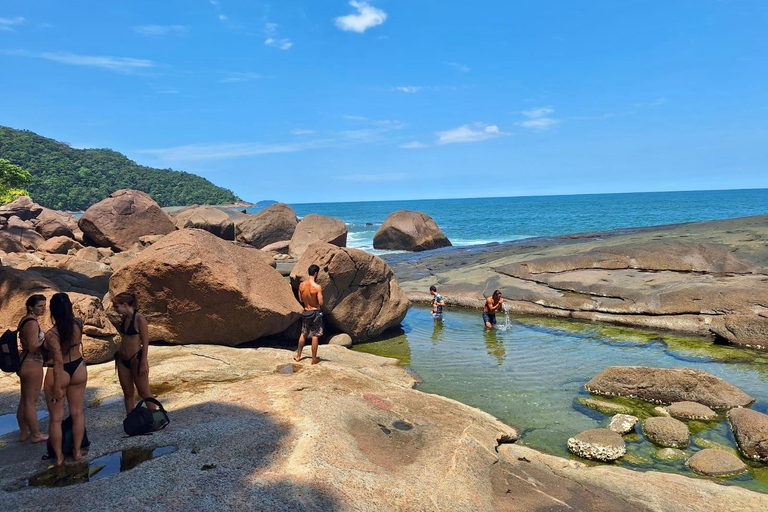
[[0, 411, 49, 437], [392, 420, 413, 431], [276, 364, 302, 374], [25, 446, 176, 488]]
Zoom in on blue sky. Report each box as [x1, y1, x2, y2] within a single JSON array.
[[1, 1, 767, 204]]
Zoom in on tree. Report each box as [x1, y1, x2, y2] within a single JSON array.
[[0, 158, 31, 204]]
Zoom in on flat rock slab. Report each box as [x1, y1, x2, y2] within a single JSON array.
[[643, 417, 690, 448], [686, 449, 748, 477], [609, 414, 638, 435], [585, 366, 755, 409], [728, 408, 768, 462], [578, 397, 632, 415], [667, 401, 718, 421], [567, 428, 626, 462]]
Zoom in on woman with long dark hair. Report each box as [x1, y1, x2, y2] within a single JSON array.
[[112, 292, 155, 414], [16, 294, 49, 443], [44, 292, 87, 466]]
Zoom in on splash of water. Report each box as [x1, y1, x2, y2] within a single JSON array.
[[496, 302, 512, 331]]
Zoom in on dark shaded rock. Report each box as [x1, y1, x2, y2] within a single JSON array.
[[373, 210, 451, 251], [585, 366, 755, 409]]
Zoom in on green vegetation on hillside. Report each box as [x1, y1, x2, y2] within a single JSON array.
[[0, 158, 31, 204], [0, 126, 239, 210]]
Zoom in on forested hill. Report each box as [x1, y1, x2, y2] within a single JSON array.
[[0, 126, 239, 210]]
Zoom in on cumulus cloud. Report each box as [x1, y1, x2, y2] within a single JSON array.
[[335, 1, 387, 33], [133, 25, 188, 37], [1, 49, 153, 73], [435, 123, 505, 145], [516, 106, 560, 130], [265, 37, 292, 50]]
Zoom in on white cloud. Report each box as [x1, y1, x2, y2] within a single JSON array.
[[335, 1, 387, 33], [0, 49, 154, 73], [400, 141, 428, 149], [133, 25, 188, 37], [291, 129, 316, 135], [0, 16, 25, 31], [435, 123, 506, 145], [394, 86, 421, 93], [265, 37, 292, 50], [447, 61, 471, 73], [516, 106, 560, 131], [219, 72, 262, 83]]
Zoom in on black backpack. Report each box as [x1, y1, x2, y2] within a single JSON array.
[[45, 415, 90, 459], [0, 318, 35, 373], [123, 397, 170, 436]]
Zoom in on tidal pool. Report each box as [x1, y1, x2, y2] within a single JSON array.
[[353, 305, 768, 492]]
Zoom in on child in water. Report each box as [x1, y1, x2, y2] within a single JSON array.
[[430, 285, 445, 321]]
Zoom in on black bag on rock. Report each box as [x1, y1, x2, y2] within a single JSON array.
[[45, 415, 90, 459], [124, 397, 170, 436]]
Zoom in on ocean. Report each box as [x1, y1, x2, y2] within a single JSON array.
[[260, 189, 768, 253]]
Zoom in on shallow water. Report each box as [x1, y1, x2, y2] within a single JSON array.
[[0, 411, 49, 437], [353, 306, 768, 492]]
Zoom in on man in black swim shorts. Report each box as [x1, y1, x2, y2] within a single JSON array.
[[295, 264, 324, 364], [483, 290, 504, 329]]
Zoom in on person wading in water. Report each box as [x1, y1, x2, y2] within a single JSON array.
[[294, 264, 324, 365]]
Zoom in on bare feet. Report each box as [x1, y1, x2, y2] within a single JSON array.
[[30, 433, 49, 443], [19, 430, 30, 443], [73, 450, 82, 461], [311, 358, 319, 365], [293, 354, 301, 362], [55, 456, 65, 467]]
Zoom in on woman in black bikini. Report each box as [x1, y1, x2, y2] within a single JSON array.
[[112, 292, 155, 414], [44, 292, 87, 466], [16, 294, 49, 444]]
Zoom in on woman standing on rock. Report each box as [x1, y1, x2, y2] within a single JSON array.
[[112, 292, 155, 414], [44, 292, 87, 466], [16, 294, 49, 444]]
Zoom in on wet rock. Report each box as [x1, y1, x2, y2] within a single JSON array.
[[39, 236, 83, 254], [175, 205, 235, 240], [236, 203, 298, 249], [78, 189, 176, 251], [643, 417, 690, 448], [373, 210, 451, 252], [655, 448, 687, 461], [667, 401, 718, 421], [567, 428, 626, 462], [291, 243, 409, 342], [727, 408, 768, 462], [328, 333, 353, 348], [289, 214, 347, 258], [110, 228, 301, 345], [608, 414, 638, 435], [686, 449, 748, 477], [577, 397, 631, 415], [585, 366, 754, 409]]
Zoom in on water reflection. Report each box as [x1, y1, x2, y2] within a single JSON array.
[[431, 319, 445, 342], [483, 329, 505, 365]]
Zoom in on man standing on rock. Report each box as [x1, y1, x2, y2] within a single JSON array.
[[483, 290, 504, 329], [295, 264, 324, 365]]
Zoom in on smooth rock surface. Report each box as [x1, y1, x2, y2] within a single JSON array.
[[291, 243, 409, 342], [685, 449, 748, 477], [373, 210, 452, 252], [78, 189, 176, 251], [328, 333, 353, 348], [567, 428, 626, 461], [110, 229, 301, 345], [585, 366, 754, 409], [39, 235, 83, 254], [289, 214, 347, 258], [667, 401, 718, 421], [174, 205, 235, 240], [236, 203, 298, 249], [643, 417, 690, 448], [727, 408, 768, 462]]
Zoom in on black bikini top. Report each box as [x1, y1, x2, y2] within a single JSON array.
[[119, 311, 140, 336]]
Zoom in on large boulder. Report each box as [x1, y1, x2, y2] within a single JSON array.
[[70, 293, 119, 364], [78, 189, 176, 251], [109, 229, 301, 345], [290, 243, 410, 342], [4, 216, 45, 250], [35, 207, 78, 239], [0, 231, 25, 253], [236, 203, 298, 249], [727, 408, 768, 462], [0, 195, 42, 221], [289, 214, 347, 258], [373, 210, 452, 251], [174, 205, 235, 240], [585, 367, 755, 409]]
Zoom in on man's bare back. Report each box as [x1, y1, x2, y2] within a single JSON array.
[[299, 280, 323, 310]]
